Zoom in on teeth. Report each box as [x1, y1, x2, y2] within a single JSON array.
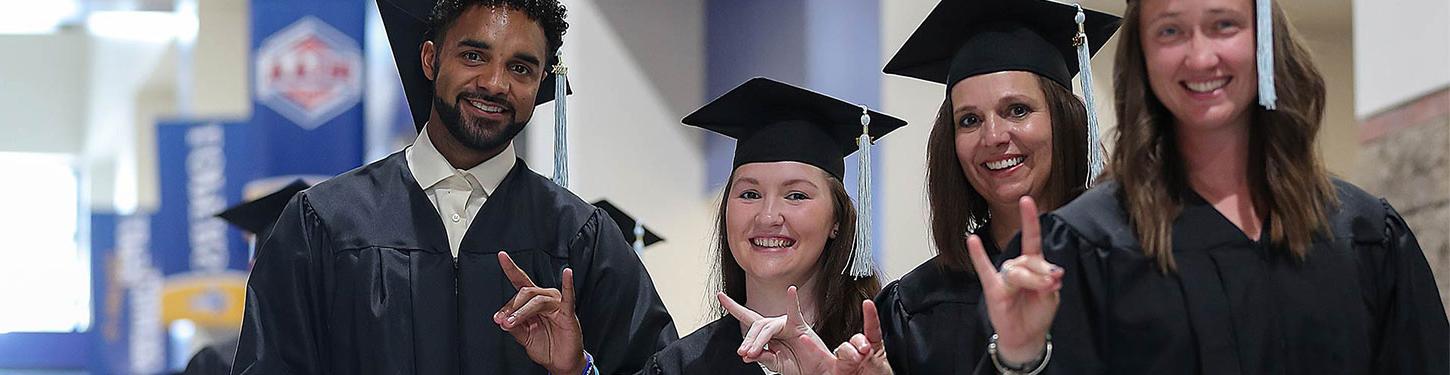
[[1185, 79, 1227, 93], [751, 238, 795, 248], [469, 100, 504, 113], [983, 156, 1025, 171]]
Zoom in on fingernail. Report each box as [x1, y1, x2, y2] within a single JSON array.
[[506, 316, 515, 324]]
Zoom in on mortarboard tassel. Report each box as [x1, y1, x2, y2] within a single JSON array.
[[552, 50, 570, 187], [1256, 0, 1277, 110], [633, 221, 646, 255], [1074, 4, 1106, 186], [847, 106, 875, 278]]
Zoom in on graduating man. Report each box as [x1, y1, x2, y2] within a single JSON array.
[[231, 1, 678, 373]]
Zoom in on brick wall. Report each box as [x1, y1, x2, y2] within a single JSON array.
[[1356, 87, 1450, 316]]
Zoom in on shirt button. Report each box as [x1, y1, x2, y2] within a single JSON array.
[[451, 213, 461, 223]]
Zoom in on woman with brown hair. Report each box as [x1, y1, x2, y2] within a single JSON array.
[[639, 77, 903, 375], [872, 0, 1120, 373], [985, 0, 1449, 372]]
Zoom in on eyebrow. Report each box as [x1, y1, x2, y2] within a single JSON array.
[[953, 93, 1036, 114], [998, 93, 1039, 106], [457, 39, 543, 68], [458, 39, 491, 51], [781, 179, 820, 190], [1205, 8, 1246, 17], [732, 177, 819, 189], [1151, 11, 1181, 23], [513, 51, 542, 68]]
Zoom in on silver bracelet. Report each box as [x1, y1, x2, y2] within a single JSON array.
[[987, 333, 1052, 375]]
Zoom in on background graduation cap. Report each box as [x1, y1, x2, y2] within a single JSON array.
[[377, 0, 575, 187], [592, 200, 664, 254], [884, 0, 1120, 187], [216, 180, 311, 259], [683, 77, 907, 278]]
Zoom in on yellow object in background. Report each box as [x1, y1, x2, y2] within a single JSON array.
[[161, 271, 249, 328]]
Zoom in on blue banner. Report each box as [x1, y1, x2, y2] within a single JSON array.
[[90, 212, 167, 374], [252, 0, 368, 176]]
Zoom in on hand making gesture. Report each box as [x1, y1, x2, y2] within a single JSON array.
[[493, 251, 588, 375]]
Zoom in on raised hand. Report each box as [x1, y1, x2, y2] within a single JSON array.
[[968, 196, 1061, 364], [718, 286, 834, 375], [831, 299, 891, 375], [492, 251, 586, 375]]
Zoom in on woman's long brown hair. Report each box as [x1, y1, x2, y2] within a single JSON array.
[[1111, 0, 1336, 271]]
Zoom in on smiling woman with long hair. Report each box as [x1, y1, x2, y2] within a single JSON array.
[[985, 0, 1449, 373], [871, 0, 1120, 373], [638, 77, 904, 375]]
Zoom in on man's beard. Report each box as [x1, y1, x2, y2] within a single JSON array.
[[433, 91, 526, 153]]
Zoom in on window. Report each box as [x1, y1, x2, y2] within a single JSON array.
[[0, 152, 89, 333]]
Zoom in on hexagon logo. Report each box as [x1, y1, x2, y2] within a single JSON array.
[[254, 16, 363, 130]]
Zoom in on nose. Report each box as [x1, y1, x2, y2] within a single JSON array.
[[473, 63, 510, 97], [1184, 33, 1221, 71], [980, 115, 1011, 148], [755, 199, 784, 227]]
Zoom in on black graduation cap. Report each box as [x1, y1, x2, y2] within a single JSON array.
[[592, 200, 663, 252], [216, 180, 311, 237], [883, 0, 1121, 90], [681, 77, 907, 179], [376, 0, 572, 132]]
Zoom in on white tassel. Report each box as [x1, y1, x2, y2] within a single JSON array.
[[632, 222, 645, 255], [552, 49, 571, 187], [1074, 4, 1105, 187], [847, 106, 875, 278], [1256, 0, 1277, 110]]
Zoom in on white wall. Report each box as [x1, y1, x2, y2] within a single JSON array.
[[0, 31, 89, 154], [878, 0, 940, 280], [524, 0, 716, 334], [1354, 0, 1450, 117]]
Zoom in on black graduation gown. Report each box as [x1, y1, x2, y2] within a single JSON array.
[[638, 315, 763, 375], [1028, 179, 1449, 374], [181, 337, 238, 375], [232, 151, 678, 375], [875, 232, 999, 375]]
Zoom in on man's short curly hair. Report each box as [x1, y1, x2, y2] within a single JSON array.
[[428, 0, 568, 66]]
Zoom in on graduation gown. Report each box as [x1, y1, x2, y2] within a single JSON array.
[[638, 315, 763, 375], [875, 231, 999, 375], [232, 151, 678, 374], [182, 337, 238, 375], [1029, 179, 1449, 374]]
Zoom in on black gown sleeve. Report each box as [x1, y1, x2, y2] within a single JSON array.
[[1371, 200, 1449, 373], [874, 269, 996, 375], [231, 194, 331, 375], [873, 281, 913, 375], [571, 208, 679, 375], [182, 346, 230, 375], [1036, 214, 1110, 375]]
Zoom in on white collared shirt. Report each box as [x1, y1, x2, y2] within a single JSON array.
[[406, 126, 516, 257]]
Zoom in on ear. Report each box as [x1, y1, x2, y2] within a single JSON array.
[[421, 40, 438, 81]]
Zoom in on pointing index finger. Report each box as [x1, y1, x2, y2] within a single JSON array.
[[717, 292, 762, 324], [497, 251, 536, 289]]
